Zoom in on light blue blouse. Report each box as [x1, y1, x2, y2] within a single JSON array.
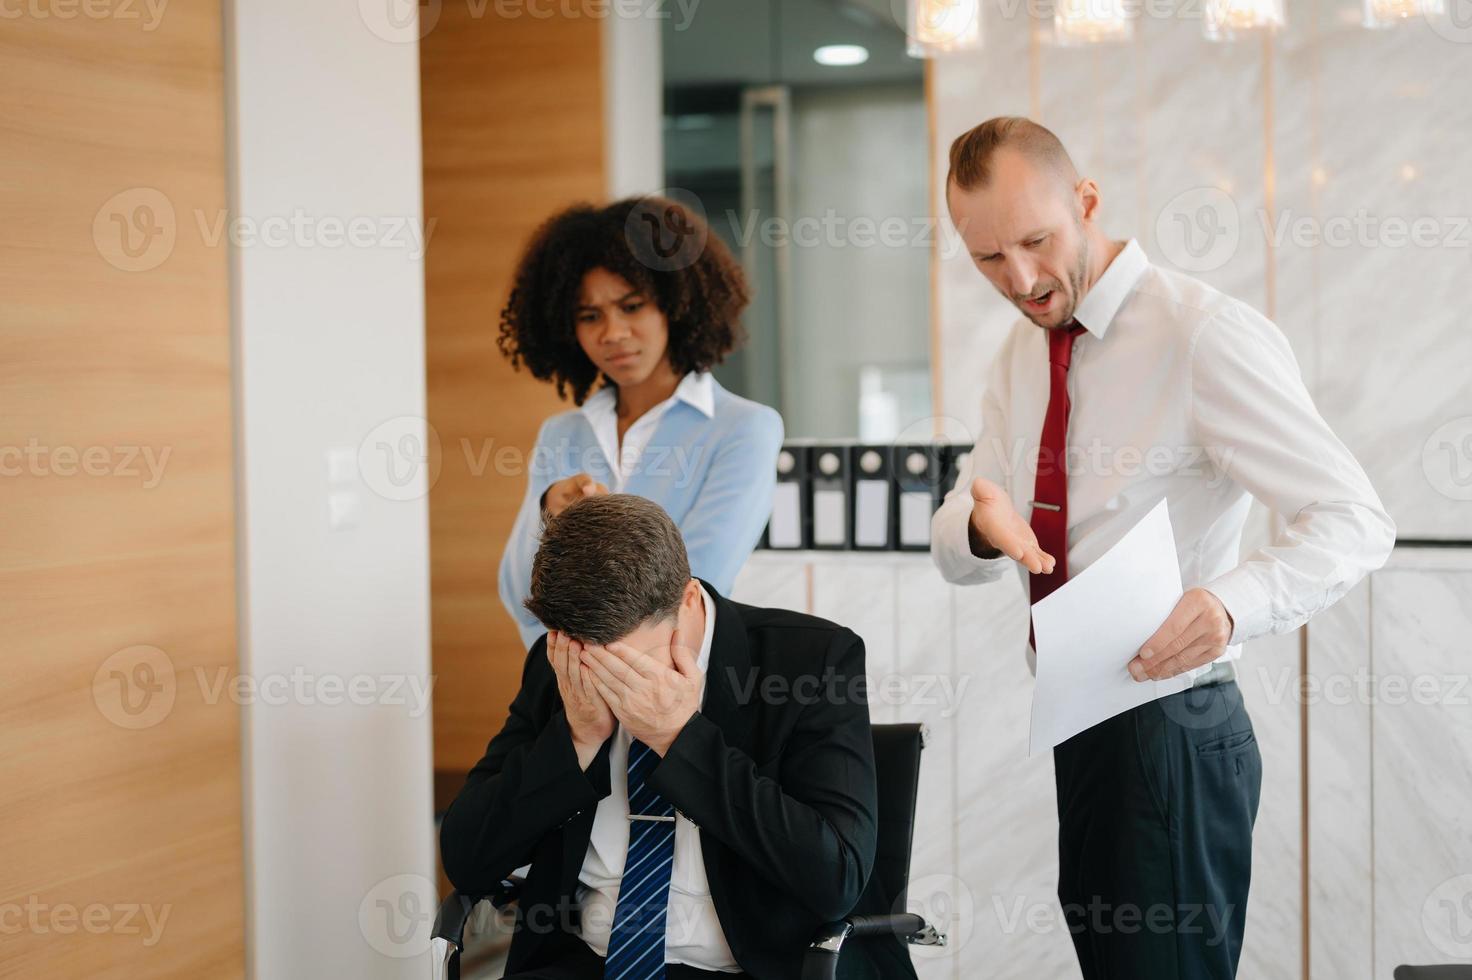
[[498, 374, 784, 648]]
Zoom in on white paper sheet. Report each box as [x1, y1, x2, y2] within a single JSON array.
[[1028, 498, 1192, 757]]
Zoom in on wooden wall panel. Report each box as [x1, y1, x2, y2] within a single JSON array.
[[0, 4, 242, 978], [422, 10, 608, 775]]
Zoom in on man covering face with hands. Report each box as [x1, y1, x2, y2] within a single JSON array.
[[441, 494, 915, 980], [549, 616, 704, 768]]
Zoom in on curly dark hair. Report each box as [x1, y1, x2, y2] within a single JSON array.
[[497, 196, 750, 405]]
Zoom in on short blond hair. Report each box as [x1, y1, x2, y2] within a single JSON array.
[[947, 116, 1078, 192]]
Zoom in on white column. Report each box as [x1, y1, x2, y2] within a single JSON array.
[[602, 5, 665, 198], [226, 0, 436, 975]]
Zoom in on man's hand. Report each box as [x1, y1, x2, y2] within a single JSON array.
[[580, 636, 702, 757], [547, 630, 615, 769], [1128, 588, 1235, 682], [543, 472, 609, 519], [969, 476, 1056, 575]]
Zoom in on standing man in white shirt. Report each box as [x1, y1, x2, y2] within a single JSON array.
[[931, 117, 1395, 977]]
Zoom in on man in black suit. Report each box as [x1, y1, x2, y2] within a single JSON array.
[[440, 494, 914, 980]]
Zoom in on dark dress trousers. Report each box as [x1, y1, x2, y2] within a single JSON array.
[[1054, 678, 1263, 978], [439, 580, 917, 980]]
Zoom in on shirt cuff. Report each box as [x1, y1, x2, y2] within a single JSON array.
[[1201, 566, 1274, 647]]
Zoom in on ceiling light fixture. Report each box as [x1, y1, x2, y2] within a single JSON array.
[[1051, 0, 1133, 44], [1363, 0, 1444, 27], [814, 44, 871, 66], [1202, 0, 1285, 40], [906, 0, 983, 57]]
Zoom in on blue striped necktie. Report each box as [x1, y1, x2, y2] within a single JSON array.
[[604, 739, 676, 980]]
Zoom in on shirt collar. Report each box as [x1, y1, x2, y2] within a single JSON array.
[[578, 370, 715, 421], [674, 371, 715, 418], [694, 580, 716, 674], [1071, 238, 1147, 339], [579, 383, 616, 426]]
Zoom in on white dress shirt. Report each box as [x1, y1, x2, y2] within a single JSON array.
[[575, 582, 740, 973], [580, 371, 716, 490], [932, 239, 1395, 668]]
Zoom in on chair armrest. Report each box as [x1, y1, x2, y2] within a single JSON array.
[[431, 883, 524, 980], [431, 892, 480, 953], [432, 881, 523, 950], [800, 913, 946, 980]]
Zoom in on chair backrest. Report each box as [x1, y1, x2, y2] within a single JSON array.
[[869, 723, 925, 912], [1394, 968, 1472, 979]]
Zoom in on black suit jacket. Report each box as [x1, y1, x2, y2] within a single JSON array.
[[439, 581, 916, 980]]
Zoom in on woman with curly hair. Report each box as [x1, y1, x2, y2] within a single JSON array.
[[496, 196, 784, 648]]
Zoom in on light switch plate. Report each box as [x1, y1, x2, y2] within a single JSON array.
[[326, 445, 358, 485], [327, 490, 359, 529]]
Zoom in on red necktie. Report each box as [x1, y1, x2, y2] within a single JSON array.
[[1028, 322, 1085, 647]]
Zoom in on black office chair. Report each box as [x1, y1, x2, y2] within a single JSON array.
[[430, 722, 945, 980], [1394, 968, 1472, 979]]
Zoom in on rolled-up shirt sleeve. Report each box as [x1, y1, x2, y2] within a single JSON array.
[[932, 346, 1018, 586], [1190, 303, 1396, 646]]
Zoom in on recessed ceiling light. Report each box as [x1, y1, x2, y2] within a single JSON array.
[[813, 44, 869, 67]]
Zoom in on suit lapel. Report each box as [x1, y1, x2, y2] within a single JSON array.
[[692, 581, 756, 927], [538, 672, 609, 899], [558, 805, 599, 897], [695, 579, 755, 755]]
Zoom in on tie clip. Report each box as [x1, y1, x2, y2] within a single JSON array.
[[628, 814, 676, 822], [1029, 500, 1061, 512]]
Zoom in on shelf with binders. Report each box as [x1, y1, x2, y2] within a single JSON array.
[[759, 440, 971, 554]]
